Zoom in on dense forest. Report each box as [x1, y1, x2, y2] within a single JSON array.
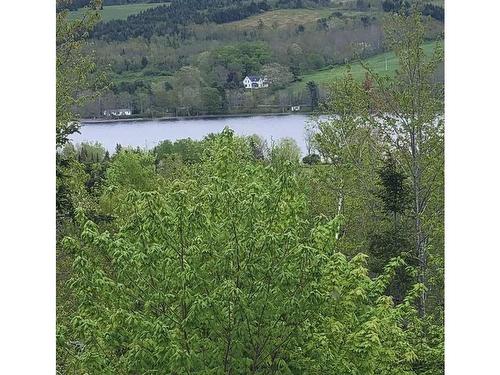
[[91, 1, 274, 41], [57, 0, 169, 11], [57, 1, 444, 373], [58, 0, 444, 118]]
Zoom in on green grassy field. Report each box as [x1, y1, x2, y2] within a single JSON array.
[[223, 8, 334, 30], [221, 4, 378, 31], [68, 3, 164, 22], [291, 40, 443, 91]]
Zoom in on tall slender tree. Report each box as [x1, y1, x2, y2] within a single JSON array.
[[315, 7, 444, 315], [364, 8, 444, 316], [306, 81, 319, 110]]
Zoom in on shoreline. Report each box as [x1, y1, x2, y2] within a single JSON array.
[[81, 112, 314, 125]]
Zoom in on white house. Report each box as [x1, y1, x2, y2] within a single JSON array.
[[243, 75, 269, 89], [103, 108, 132, 117]]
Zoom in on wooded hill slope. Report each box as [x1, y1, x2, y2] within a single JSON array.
[[66, 0, 444, 117]]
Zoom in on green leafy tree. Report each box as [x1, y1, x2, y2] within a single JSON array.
[[314, 7, 444, 316], [270, 138, 302, 165], [99, 149, 160, 221], [261, 63, 294, 89], [167, 66, 204, 115], [59, 129, 423, 373], [56, 0, 106, 146], [312, 72, 383, 258], [311, 8, 444, 373], [210, 42, 272, 87], [361, 9, 444, 316], [201, 86, 223, 114]]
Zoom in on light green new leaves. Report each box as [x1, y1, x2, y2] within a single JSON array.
[[60, 129, 423, 374]]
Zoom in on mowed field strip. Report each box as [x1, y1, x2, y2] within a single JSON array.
[[222, 8, 335, 29]]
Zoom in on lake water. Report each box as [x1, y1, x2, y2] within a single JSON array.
[[71, 114, 313, 155]]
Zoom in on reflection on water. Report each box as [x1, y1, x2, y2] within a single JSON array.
[[70, 115, 312, 155]]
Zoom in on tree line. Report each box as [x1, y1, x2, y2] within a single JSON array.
[[57, 0, 169, 11], [91, 0, 270, 42], [90, 0, 349, 42], [382, 0, 444, 21]]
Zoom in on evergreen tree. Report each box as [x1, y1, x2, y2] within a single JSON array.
[[307, 81, 319, 110]]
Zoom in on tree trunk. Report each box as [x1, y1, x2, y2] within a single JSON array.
[[411, 127, 427, 317]]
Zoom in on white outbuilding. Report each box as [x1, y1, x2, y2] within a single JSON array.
[[103, 108, 132, 117]]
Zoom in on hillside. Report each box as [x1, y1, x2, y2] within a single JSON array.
[[68, 3, 165, 22], [293, 40, 443, 90], [59, 0, 168, 11], [70, 0, 444, 118], [221, 8, 334, 30]]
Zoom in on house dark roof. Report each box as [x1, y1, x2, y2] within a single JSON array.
[[247, 75, 263, 82]]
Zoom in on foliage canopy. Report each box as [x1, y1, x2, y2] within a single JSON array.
[[59, 130, 427, 373]]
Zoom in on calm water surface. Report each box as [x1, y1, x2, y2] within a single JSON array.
[[71, 115, 313, 155]]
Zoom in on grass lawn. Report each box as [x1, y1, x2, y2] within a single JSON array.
[[291, 40, 443, 91], [68, 3, 166, 22]]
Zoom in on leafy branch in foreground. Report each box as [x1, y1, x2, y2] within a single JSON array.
[[59, 129, 424, 373], [56, 0, 107, 147]]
